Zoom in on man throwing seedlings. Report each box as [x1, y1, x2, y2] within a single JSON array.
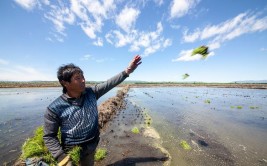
[[43, 55, 142, 166]]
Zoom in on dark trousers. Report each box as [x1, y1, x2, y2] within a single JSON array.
[[79, 136, 100, 166], [63, 136, 100, 166]]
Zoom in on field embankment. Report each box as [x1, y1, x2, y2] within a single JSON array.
[[1, 81, 267, 89]]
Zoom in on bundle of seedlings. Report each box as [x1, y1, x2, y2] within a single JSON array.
[[192, 45, 209, 58]]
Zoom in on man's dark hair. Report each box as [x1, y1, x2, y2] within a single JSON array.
[[57, 63, 83, 93]]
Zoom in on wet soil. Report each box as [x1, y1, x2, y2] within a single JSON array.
[[96, 87, 170, 166]]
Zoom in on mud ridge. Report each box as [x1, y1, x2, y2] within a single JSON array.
[[98, 85, 130, 129]]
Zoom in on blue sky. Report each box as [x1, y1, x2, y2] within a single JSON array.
[[0, 0, 267, 82]]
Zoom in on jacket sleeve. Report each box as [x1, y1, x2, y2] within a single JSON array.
[[43, 108, 66, 161], [92, 70, 129, 100]]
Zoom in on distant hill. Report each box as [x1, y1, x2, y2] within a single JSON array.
[[232, 80, 267, 84]]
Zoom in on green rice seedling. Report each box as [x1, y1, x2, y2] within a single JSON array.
[[42, 153, 57, 165], [192, 46, 209, 58], [204, 100, 211, 104], [144, 112, 152, 126], [68, 146, 81, 165], [179, 140, 191, 150], [94, 148, 107, 161], [250, 106, 259, 109], [131, 127, 140, 134], [182, 73, 190, 80], [230, 106, 235, 109], [21, 126, 46, 159], [146, 118, 152, 126], [237, 106, 243, 109], [21, 126, 80, 166]]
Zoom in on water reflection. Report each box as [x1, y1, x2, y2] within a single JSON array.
[[0, 87, 117, 165], [128, 87, 267, 166]]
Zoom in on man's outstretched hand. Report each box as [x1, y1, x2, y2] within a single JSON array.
[[125, 55, 142, 75]]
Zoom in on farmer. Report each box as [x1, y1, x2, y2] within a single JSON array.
[[43, 55, 142, 166]]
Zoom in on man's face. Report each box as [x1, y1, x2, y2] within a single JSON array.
[[66, 72, 86, 95]]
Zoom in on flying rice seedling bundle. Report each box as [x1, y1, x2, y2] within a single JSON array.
[[192, 46, 209, 59], [182, 73, 190, 80]]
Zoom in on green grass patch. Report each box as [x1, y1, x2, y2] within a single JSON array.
[[230, 106, 235, 109], [237, 106, 243, 109], [179, 140, 191, 150], [94, 148, 107, 161], [131, 127, 140, 134]]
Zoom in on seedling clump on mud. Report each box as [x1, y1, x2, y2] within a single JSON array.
[[204, 99, 211, 104], [237, 106, 243, 109], [180, 140, 192, 150], [131, 127, 140, 134], [94, 148, 107, 161]]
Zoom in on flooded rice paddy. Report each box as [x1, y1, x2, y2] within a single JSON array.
[[0, 87, 267, 165], [127, 87, 267, 166], [0, 87, 117, 165]]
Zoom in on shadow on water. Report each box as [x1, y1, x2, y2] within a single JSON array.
[[107, 157, 169, 166]]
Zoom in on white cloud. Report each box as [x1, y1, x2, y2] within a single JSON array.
[[115, 6, 140, 33], [14, 0, 50, 10], [143, 42, 161, 56], [106, 22, 172, 56], [14, 0, 37, 10], [70, 0, 89, 21], [163, 38, 172, 48], [0, 59, 9, 65], [80, 54, 112, 63], [183, 12, 267, 45], [80, 54, 93, 61], [0, 65, 55, 81], [70, 0, 116, 39], [93, 37, 103, 46], [175, 11, 267, 62], [154, 0, 163, 6], [14, 1, 172, 56], [106, 30, 136, 47], [260, 47, 267, 51], [46, 32, 64, 42], [170, 0, 199, 19], [15, 0, 116, 41], [44, 5, 75, 36], [182, 29, 200, 43], [41, 0, 49, 6], [81, 23, 97, 39], [172, 49, 215, 62]]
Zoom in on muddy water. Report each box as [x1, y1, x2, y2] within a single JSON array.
[[0, 87, 117, 165], [128, 87, 267, 166]]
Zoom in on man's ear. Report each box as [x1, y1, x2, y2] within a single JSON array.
[[61, 80, 69, 87]]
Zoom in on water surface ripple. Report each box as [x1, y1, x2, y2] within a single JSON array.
[[128, 87, 267, 166]]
